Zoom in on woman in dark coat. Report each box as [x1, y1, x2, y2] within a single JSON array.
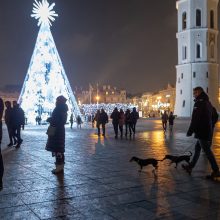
[[45, 96, 68, 174]]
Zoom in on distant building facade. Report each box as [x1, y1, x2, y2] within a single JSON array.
[[75, 85, 127, 104]]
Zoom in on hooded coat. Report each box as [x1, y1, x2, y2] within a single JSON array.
[[46, 103, 68, 153], [187, 92, 218, 141]]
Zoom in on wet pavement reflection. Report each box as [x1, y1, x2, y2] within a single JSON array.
[[1, 119, 220, 219]]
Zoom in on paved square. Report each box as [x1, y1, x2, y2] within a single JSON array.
[[1, 119, 220, 219]]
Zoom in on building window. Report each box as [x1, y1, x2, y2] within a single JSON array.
[[180, 90, 182, 94], [196, 9, 201, 27], [206, 72, 209, 78], [196, 43, 201, 58], [182, 100, 185, 107], [182, 46, 187, 60], [182, 12, 187, 30], [207, 87, 209, 93], [181, 73, 183, 79], [210, 10, 214, 28], [193, 72, 196, 78], [210, 43, 214, 59], [178, 78, 180, 83]]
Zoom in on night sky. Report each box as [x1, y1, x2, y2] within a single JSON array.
[[0, 0, 218, 93]]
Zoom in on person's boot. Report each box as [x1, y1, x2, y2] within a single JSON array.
[[52, 164, 64, 174], [7, 143, 13, 147], [182, 164, 192, 175], [206, 171, 220, 179]]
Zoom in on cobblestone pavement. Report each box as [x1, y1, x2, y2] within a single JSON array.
[[1, 119, 220, 220]]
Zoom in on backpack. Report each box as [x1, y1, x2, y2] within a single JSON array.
[[212, 107, 218, 126]]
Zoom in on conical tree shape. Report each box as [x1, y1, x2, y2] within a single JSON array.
[[19, 23, 81, 123]]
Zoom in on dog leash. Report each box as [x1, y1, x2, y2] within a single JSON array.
[[179, 142, 195, 155]]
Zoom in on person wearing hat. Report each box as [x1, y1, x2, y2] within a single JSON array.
[[45, 96, 68, 174]]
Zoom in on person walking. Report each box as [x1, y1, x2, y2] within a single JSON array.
[[93, 110, 101, 136], [100, 109, 108, 137], [0, 97, 4, 190], [182, 87, 220, 178], [69, 113, 73, 129], [5, 101, 15, 146], [45, 96, 68, 174], [119, 109, 125, 138], [168, 111, 175, 133], [110, 107, 120, 139], [125, 109, 132, 137], [130, 107, 139, 135], [161, 111, 169, 132], [76, 115, 82, 129], [12, 101, 25, 148]]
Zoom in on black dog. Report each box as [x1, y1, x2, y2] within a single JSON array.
[[130, 156, 162, 172], [162, 151, 192, 168]]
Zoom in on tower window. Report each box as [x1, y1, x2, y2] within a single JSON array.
[[210, 43, 214, 59], [182, 12, 187, 30], [193, 72, 196, 78], [178, 78, 180, 83], [196, 9, 201, 27], [207, 87, 209, 93], [180, 90, 182, 95], [182, 46, 187, 60], [196, 44, 201, 58], [182, 100, 185, 107], [181, 73, 183, 79], [210, 10, 214, 28], [206, 72, 209, 78]]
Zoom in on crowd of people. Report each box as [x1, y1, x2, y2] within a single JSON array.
[[0, 86, 220, 191], [0, 99, 25, 190], [161, 111, 175, 133], [81, 103, 136, 121], [92, 107, 139, 139]]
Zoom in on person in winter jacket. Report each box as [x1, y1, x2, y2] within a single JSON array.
[[182, 87, 220, 178], [100, 109, 108, 136], [76, 115, 82, 129], [168, 112, 175, 133], [45, 96, 68, 174], [110, 107, 120, 139], [161, 111, 169, 132], [119, 109, 125, 138], [125, 109, 132, 137], [0, 97, 4, 191], [5, 101, 16, 146], [12, 101, 25, 148], [93, 110, 101, 136], [130, 107, 139, 135]]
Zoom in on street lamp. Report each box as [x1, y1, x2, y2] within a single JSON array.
[[96, 96, 100, 109]]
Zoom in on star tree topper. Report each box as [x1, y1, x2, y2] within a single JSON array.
[[31, 0, 58, 26]]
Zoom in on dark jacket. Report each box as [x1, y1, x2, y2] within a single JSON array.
[[12, 106, 25, 128], [5, 107, 13, 127], [162, 113, 169, 122], [130, 111, 139, 124], [100, 112, 108, 124], [0, 98, 4, 121], [46, 103, 68, 153], [187, 92, 217, 141], [168, 115, 175, 125], [125, 111, 131, 124], [111, 110, 120, 124]]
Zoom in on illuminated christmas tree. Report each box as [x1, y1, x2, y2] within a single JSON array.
[[18, 0, 81, 123]]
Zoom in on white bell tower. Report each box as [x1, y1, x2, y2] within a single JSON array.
[[174, 0, 219, 117]]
